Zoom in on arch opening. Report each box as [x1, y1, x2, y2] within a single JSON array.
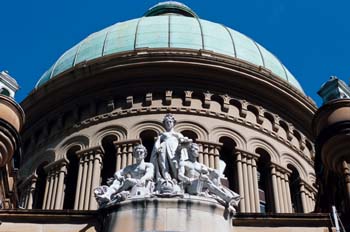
[[256, 148, 274, 213], [181, 130, 198, 142], [101, 135, 118, 185], [219, 137, 237, 192], [63, 146, 80, 209], [140, 130, 158, 162], [33, 162, 48, 209], [288, 164, 303, 213]]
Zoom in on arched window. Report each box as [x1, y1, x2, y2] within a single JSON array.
[[101, 135, 118, 185], [288, 164, 303, 213], [33, 162, 48, 209], [63, 146, 80, 209], [219, 137, 237, 192], [140, 130, 157, 162], [181, 130, 198, 142], [256, 148, 274, 213], [0, 87, 10, 96]]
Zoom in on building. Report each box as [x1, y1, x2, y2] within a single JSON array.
[[0, 2, 347, 232]]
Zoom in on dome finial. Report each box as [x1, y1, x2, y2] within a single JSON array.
[[144, 1, 198, 18]]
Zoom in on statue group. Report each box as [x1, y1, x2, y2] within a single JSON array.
[[94, 114, 240, 210]]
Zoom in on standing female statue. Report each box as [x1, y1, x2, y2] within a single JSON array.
[[150, 114, 191, 182]]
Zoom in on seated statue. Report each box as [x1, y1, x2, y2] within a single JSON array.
[[94, 144, 154, 206], [178, 143, 240, 209]]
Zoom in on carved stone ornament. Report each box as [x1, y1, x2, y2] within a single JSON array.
[[95, 114, 240, 211]]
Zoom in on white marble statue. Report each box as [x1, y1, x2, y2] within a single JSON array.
[[94, 144, 154, 206], [150, 113, 191, 182], [178, 143, 240, 209]]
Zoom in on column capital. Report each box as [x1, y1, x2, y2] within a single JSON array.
[[235, 149, 260, 160], [76, 145, 104, 158], [270, 163, 291, 175], [43, 158, 69, 175], [113, 139, 141, 147], [18, 174, 36, 189]]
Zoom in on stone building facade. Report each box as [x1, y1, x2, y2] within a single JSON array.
[[0, 2, 347, 232]]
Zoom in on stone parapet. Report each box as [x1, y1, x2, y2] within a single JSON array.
[[100, 197, 233, 232]]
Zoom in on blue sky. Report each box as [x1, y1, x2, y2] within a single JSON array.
[[1, 0, 349, 106]]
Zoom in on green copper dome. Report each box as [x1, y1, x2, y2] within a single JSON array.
[[35, 2, 304, 93]]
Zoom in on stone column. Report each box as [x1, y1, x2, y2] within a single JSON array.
[[196, 140, 222, 170], [247, 158, 255, 212], [284, 173, 293, 213], [84, 153, 94, 210], [198, 143, 204, 164], [89, 149, 103, 210], [42, 173, 50, 209], [242, 154, 250, 211], [209, 145, 215, 169], [55, 163, 67, 209], [280, 172, 288, 212], [271, 166, 281, 213], [115, 145, 122, 171], [43, 159, 68, 210], [75, 146, 104, 210], [300, 183, 308, 213], [203, 145, 209, 167], [114, 139, 141, 171], [26, 177, 36, 209], [45, 172, 54, 209], [236, 151, 245, 212], [252, 157, 260, 212], [214, 146, 221, 170], [74, 155, 84, 210]]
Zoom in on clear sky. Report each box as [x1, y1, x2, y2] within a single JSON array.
[[1, 0, 349, 106]]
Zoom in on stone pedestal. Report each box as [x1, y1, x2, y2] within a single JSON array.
[[101, 197, 233, 232]]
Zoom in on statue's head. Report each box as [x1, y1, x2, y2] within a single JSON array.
[[163, 113, 176, 131], [133, 144, 147, 160], [189, 143, 200, 158]]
